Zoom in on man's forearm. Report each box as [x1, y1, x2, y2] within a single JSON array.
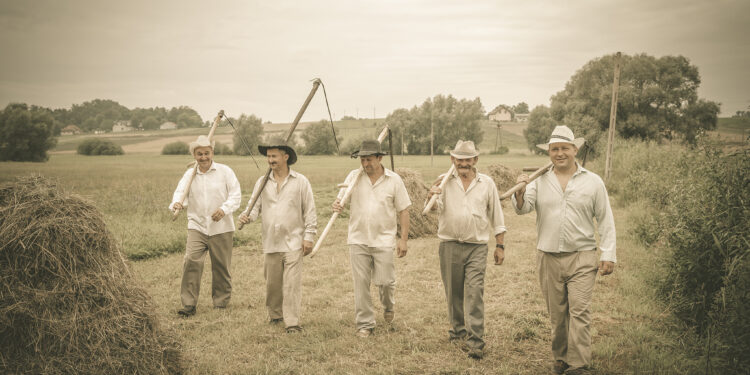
[[399, 210, 409, 240]]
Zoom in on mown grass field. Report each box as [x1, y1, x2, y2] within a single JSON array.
[[1, 146, 701, 373]]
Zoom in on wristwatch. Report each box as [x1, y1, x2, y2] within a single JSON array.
[[496, 244, 505, 250]]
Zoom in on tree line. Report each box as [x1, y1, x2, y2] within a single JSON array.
[[1, 52, 724, 162]]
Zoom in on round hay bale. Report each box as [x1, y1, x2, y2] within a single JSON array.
[[484, 164, 522, 205], [0, 176, 182, 375], [396, 168, 438, 238]]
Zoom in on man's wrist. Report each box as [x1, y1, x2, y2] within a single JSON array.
[[495, 243, 504, 249]]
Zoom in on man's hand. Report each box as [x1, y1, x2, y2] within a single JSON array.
[[493, 247, 505, 265], [302, 240, 313, 256], [172, 202, 183, 212], [211, 208, 225, 222], [396, 238, 408, 258], [332, 198, 343, 213], [515, 174, 529, 195], [238, 213, 251, 225], [426, 177, 442, 201], [599, 261, 615, 276]]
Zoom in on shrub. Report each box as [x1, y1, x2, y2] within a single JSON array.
[[77, 138, 124, 156], [490, 145, 509, 155], [213, 141, 233, 155], [161, 141, 189, 155], [612, 139, 750, 371]]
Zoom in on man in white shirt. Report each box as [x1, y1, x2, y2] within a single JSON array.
[[332, 139, 411, 338], [512, 125, 616, 375], [426, 140, 507, 360], [170, 135, 241, 317], [239, 141, 316, 333]]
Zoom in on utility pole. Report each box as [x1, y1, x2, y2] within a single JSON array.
[[604, 52, 622, 182]]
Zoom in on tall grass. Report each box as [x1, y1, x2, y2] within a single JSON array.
[[598, 137, 749, 373]]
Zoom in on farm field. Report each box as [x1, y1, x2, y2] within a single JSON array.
[[1, 150, 698, 374]]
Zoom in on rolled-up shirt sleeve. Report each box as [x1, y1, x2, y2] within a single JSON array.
[[220, 167, 241, 215], [594, 180, 617, 263], [488, 181, 507, 235], [302, 177, 317, 242], [512, 179, 537, 215]]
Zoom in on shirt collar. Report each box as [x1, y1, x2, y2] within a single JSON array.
[[383, 167, 397, 178], [197, 162, 216, 174]]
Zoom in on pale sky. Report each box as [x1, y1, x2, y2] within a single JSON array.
[[1, 0, 748, 123]]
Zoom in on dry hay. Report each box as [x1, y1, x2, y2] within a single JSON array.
[[0, 176, 181, 375], [396, 168, 438, 238], [484, 164, 522, 204]]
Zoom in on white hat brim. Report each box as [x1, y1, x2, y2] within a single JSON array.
[[536, 137, 585, 151]]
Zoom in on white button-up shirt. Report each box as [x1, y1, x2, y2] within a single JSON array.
[[345, 167, 412, 248], [245, 169, 317, 253], [170, 162, 241, 236], [512, 163, 616, 262], [436, 170, 507, 244]]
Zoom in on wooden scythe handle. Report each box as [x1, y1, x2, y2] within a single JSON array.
[[237, 79, 322, 230], [421, 163, 456, 215], [499, 161, 553, 200]]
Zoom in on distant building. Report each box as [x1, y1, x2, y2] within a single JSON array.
[[159, 121, 178, 130], [61, 124, 81, 135], [515, 113, 530, 122], [112, 120, 134, 132], [488, 105, 513, 122]]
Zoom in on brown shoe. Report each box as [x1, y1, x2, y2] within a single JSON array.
[[177, 306, 196, 317], [384, 311, 394, 323], [553, 360, 569, 374], [286, 326, 303, 333], [467, 347, 484, 360], [356, 328, 372, 338], [269, 318, 283, 325], [565, 366, 592, 375]]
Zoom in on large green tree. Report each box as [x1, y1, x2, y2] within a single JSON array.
[[526, 53, 720, 154], [300, 120, 340, 155], [168, 106, 203, 128], [67, 99, 131, 132], [231, 114, 264, 156], [386, 95, 484, 155], [0, 103, 58, 162]]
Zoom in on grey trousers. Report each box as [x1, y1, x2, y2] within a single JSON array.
[[264, 249, 304, 327], [439, 241, 487, 350], [181, 230, 233, 308], [537, 250, 598, 368], [349, 244, 396, 330]]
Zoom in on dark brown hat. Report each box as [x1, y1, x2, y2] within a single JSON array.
[[350, 139, 386, 158], [258, 138, 297, 165]]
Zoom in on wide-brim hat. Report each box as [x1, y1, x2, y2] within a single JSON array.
[[189, 135, 215, 154], [351, 139, 387, 158], [536, 125, 585, 151], [258, 141, 297, 165], [449, 140, 480, 159]]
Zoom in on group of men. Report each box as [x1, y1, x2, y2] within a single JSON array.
[[169, 125, 616, 374]]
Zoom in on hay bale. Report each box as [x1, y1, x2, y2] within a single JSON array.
[[0, 176, 181, 375], [396, 168, 438, 238], [484, 164, 522, 204]]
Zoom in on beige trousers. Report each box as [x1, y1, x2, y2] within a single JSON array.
[[537, 250, 598, 368], [349, 244, 396, 330], [264, 249, 304, 327], [180, 230, 233, 308]]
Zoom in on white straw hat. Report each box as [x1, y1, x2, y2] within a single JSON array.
[[189, 135, 215, 154], [536, 125, 585, 151], [449, 140, 480, 159]]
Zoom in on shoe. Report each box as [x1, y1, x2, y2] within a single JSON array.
[[384, 310, 394, 323], [214, 305, 226, 309], [286, 326, 303, 333], [356, 328, 373, 338], [177, 306, 196, 317], [467, 347, 484, 359], [565, 366, 592, 375], [553, 360, 570, 374], [269, 318, 283, 325]]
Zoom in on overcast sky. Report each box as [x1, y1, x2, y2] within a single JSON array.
[[1, 0, 748, 123]]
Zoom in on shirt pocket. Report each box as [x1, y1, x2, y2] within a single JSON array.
[[470, 199, 488, 230]]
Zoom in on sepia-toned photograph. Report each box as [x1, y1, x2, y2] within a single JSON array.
[[1, 0, 748, 374]]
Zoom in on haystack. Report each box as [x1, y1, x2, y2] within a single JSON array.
[[395, 168, 438, 238], [0, 176, 181, 375], [484, 164, 521, 204]]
